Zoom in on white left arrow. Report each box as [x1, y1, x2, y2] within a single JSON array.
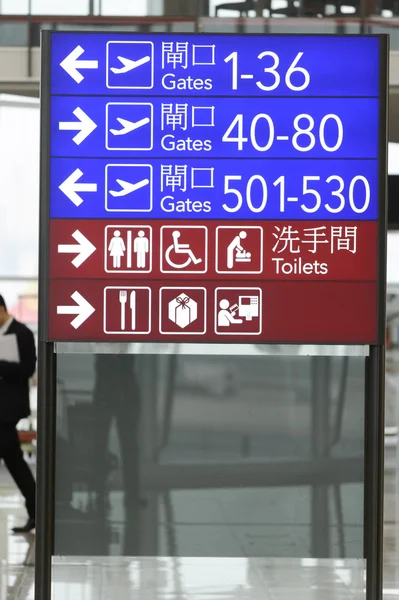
[[59, 107, 97, 145], [57, 291, 95, 329], [60, 45, 99, 84], [58, 230, 96, 268], [59, 168, 97, 207]]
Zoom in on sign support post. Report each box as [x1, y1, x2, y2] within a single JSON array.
[[36, 30, 388, 600], [35, 33, 56, 600], [365, 346, 386, 600], [365, 39, 389, 600]]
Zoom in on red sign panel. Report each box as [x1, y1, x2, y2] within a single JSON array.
[[48, 278, 376, 343], [50, 219, 377, 281], [48, 217, 378, 343]]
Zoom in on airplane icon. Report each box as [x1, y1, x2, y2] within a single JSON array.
[[109, 178, 150, 197], [110, 55, 151, 74], [106, 41, 154, 90], [106, 102, 153, 150], [105, 164, 153, 212], [109, 116, 150, 136]]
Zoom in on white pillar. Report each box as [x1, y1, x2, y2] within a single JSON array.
[[147, 0, 164, 14]]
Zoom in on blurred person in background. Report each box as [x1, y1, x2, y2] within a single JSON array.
[[0, 295, 36, 533]]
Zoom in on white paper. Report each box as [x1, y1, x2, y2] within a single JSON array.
[[0, 334, 20, 362]]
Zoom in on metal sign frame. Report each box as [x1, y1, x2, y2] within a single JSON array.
[[35, 30, 388, 600]]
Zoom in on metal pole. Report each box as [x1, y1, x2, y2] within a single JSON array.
[[35, 30, 55, 600], [310, 357, 331, 557], [365, 346, 385, 600], [27, 18, 32, 78], [0, 276, 38, 281], [27, 0, 33, 77], [365, 34, 388, 600], [34, 342, 56, 600], [256, 0, 266, 15]]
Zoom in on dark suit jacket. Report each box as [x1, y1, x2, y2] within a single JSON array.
[[0, 319, 36, 423]]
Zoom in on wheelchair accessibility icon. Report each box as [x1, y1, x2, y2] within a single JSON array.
[[166, 231, 202, 269], [161, 226, 208, 274]]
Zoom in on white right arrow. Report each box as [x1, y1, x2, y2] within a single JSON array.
[[58, 230, 96, 268], [57, 291, 95, 329], [59, 168, 97, 207], [59, 107, 97, 145], [60, 45, 99, 84]]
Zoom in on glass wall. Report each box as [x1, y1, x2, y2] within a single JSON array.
[[0, 95, 39, 436], [0, 0, 152, 16], [50, 344, 367, 598], [0, 97, 39, 278], [0, 0, 396, 18], [0, 16, 389, 600]]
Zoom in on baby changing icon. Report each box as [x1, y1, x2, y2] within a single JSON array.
[[160, 287, 206, 335], [216, 226, 263, 274]]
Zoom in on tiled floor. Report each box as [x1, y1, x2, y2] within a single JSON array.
[[0, 471, 370, 599], [0, 467, 369, 600], [0, 469, 35, 599], [0, 472, 393, 599], [0, 353, 397, 598], [49, 557, 366, 600]]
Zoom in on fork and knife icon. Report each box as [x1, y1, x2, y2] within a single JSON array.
[[119, 290, 136, 331]]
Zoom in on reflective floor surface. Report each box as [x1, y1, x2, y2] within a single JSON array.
[[0, 350, 398, 599], [0, 468, 369, 599], [0, 467, 34, 600], [0, 461, 396, 599]]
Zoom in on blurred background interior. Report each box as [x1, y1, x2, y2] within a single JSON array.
[[0, 1, 399, 599]]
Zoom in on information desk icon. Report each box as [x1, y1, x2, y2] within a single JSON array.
[[106, 41, 154, 90], [105, 225, 152, 273], [216, 226, 263, 274], [105, 164, 153, 212], [160, 226, 208, 274], [159, 287, 206, 335], [104, 286, 151, 334], [106, 102, 153, 151], [214, 287, 262, 336]]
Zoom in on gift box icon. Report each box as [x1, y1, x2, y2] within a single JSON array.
[[168, 293, 198, 329]]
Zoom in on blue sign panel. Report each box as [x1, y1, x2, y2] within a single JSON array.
[[50, 158, 378, 221], [50, 33, 380, 97], [49, 32, 381, 221], [50, 96, 379, 159]]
